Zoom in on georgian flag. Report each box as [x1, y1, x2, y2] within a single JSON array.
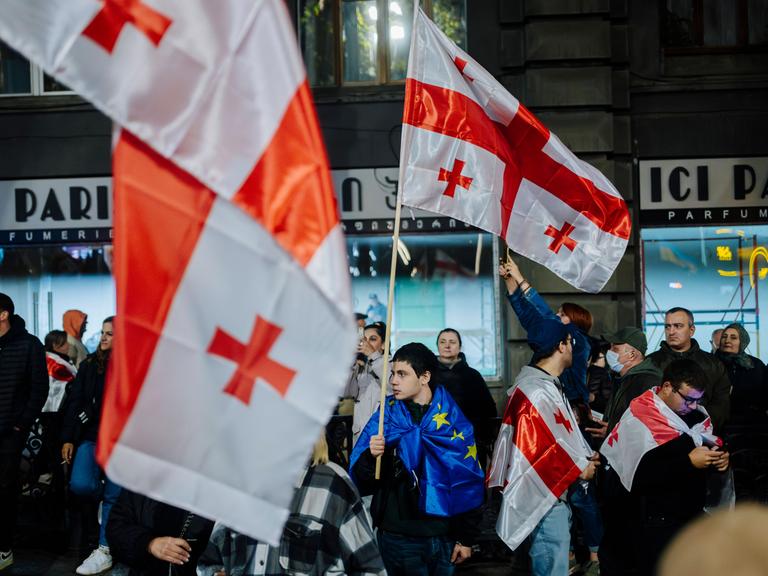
[[486, 368, 593, 550], [0, 0, 356, 545], [600, 388, 721, 491], [399, 8, 631, 292]]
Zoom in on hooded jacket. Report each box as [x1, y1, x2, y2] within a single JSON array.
[[63, 309, 88, 367], [647, 339, 731, 432], [0, 314, 49, 435], [603, 358, 662, 434]]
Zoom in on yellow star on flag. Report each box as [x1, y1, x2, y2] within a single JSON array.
[[432, 412, 450, 430], [451, 430, 465, 441], [464, 443, 478, 460]]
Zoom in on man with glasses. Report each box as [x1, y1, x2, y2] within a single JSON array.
[[599, 359, 729, 576], [647, 307, 730, 432]]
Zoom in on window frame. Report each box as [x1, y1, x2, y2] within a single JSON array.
[[0, 56, 74, 98], [661, 0, 767, 55], [299, 0, 467, 90]]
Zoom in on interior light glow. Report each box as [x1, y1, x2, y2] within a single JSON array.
[[390, 25, 405, 39], [368, 6, 378, 20], [669, 282, 683, 289], [390, 2, 402, 15], [717, 270, 738, 277]]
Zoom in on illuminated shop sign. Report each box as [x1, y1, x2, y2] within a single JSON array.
[[639, 158, 768, 225], [1, 168, 455, 245], [0, 177, 112, 244], [334, 167, 470, 235]]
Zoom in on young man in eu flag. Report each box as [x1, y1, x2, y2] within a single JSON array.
[[350, 342, 485, 576]]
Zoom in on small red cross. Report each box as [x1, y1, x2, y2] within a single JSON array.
[[544, 222, 578, 254], [454, 56, 474, 82], [438, 159, 473, 198], [607, 425, 619, 447], [207, 316, 297, 405], [554, 409, 573, 434], [82, 0, 173, 54]]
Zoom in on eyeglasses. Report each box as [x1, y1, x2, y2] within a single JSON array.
[[675, 389, 701, 406]]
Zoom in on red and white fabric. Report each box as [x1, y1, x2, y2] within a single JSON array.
[[0, 0, 355, 545], [44, 352, 77, 413], [600, 388, 721, 491], [486, 368, 592, 550], [398, 8, 631, 292]]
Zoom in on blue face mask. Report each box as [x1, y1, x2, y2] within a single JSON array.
[[605, 349, 624, 373]]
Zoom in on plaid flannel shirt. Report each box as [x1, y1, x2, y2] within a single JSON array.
[[197, 462, 385, 576]]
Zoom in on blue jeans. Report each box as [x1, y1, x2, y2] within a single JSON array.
[[529, 500, 571, 576], [568, 481, 603, 552], [377, 530, 455, 576], [70, 441, 121, 547]]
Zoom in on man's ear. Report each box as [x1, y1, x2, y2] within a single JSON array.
[[0, 310, 8, 322], [421, 370, 431, 386]]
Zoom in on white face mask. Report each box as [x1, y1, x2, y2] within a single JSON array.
[[606, 349, 624, 373]]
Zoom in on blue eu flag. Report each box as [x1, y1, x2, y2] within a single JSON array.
[[350, 385, 485, 517]]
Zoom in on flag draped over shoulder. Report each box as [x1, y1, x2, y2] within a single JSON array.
[[398, 8, 631, 293], [487, 368, 592, 550], [600, 388, 721, 491], [350, 386, 484, 517], [0, 0, 356, 545]]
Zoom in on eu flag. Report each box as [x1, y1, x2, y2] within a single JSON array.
[[350, 385, 485, 516]]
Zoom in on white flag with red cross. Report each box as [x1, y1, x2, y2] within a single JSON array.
[[486, 368, 593, 550], [600, 389, 721, 491], [0, 0, 356, 545], [399, 8, 631, 292]]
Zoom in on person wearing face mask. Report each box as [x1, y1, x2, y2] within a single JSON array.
[[585, 327, 662, 440]]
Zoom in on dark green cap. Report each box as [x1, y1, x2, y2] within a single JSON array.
[[603, 326, 647, 355]]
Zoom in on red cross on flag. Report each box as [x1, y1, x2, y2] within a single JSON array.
[[399, 9, 631, 292], [0, 0, 356, 545], [600, 389, 721, 491], [486, 367, 592, 550]]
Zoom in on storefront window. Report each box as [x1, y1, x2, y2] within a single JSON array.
[[0, 244, 115, 349], [347, 231, 501, 378], [0, 40, 31, 95], [642, 225, 768, 360]]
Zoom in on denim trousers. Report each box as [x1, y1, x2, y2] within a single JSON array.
[[69, 441, 121, 547], [568, 481, 604, 552], [377, 530, 455, 576], [529, 499, 572, 576]]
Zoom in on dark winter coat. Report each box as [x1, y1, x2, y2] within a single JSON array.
[[106, 489, 214, 576], [600, 411, 708, 576], [648, 339, 731, 432], [60, 352, 108, 445], [603, 359, 663, 434], [436, 357, 497, 445], [716, 352, 768, 427], [587, 365, 613, 414], [0, 315, 48, 436]]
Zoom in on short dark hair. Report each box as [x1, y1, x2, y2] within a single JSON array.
[[666, 307, 694, 326], [103, 315, 115, 325], [662, 359, 706, 392], [436, 328, 462, 347], [0, 293, 14, 317], [44, 330, 68, 352], [392, 342, 439, 385], [531, 337, 570, 364], [364, 322, 386, 341]]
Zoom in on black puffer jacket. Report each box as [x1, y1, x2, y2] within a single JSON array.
[[648, 339, 731, 432], [0, 315, 48, 435]]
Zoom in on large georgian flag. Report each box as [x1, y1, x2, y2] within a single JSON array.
[[399, 9, 631, 292], [486, 367, 592, 550], [0, 0, 356, 544], [600, 389, 721, 491]]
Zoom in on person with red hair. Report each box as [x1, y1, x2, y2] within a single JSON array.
[[499, 258, 593, 403], [62, 310, 89, 368]]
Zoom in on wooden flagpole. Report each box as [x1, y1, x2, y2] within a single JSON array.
[[374, 196, 403, 479], [374, 0, 419, 479]]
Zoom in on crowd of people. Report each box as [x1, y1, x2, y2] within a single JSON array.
[[1, 270, 766, 576]]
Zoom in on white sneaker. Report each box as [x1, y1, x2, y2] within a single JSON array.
[[0, 550, 13, 571], [75, 546, 113, 575]]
